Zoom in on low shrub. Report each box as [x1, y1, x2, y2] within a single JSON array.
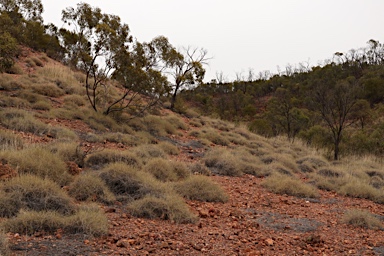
[[173, 175, 228, 203], [341, 209, 383, 229], [128, 194, 198, 223], [0, 147, 73, 186], [261, 173, 319, 198], [2, 174, 76, 216], [68, 173, 116, 204]]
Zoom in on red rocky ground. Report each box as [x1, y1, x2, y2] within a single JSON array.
[[7, 173, 384, 255]]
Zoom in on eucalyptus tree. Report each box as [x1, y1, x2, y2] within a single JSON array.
[[311, 77, 361, 160], [61, 3, 169, 116]]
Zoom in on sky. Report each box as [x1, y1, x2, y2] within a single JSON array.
[[41, 0, 384, 82]]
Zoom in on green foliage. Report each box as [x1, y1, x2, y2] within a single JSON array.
[[173, 175, 228, 202], [0, 31, 18, 72]]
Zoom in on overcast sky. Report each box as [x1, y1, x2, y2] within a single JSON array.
[[41, 0, 384, 82]]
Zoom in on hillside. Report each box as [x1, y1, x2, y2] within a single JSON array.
[[0, 50, 384, 255]]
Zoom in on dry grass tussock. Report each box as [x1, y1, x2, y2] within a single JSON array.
[[144, 158, 190, 182], [1, 204, 108, 237], [98, 162, 172, 202], [0, 174, 75, 217], [0, 147, 73, 186], [128, 194, 198, 224], [68, 173, 116, 204], [341, 209, 383, 230], [173, 175, 229, 203], [261, 173, 319, 198]]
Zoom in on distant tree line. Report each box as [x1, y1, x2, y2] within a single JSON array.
[[181, 40, 384, 160]]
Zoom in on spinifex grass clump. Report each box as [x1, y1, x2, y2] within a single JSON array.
[[0, 174, 76, 217], [342, 209, 383, 230], [128, 194, 198, 224], [261, 173, 319, 198], [173, 175, 228, 203], [0, 147, 72, 186], [68, 173, 116, 204], [144, 158, 190, 182], [98, 162, 170, 201]]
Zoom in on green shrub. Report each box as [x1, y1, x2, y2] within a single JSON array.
[[174, 175, 228, 202], [0, 147, 72, 186], [144, 159, 190, 182], [65, 204, 108, 237], [102, 132, 138, 147], [341, 209, 383, 229], [261, 173, 319, 198], [68, 173, 116, 204], [99, 163, 168, 201], [85, 149, 141, 169], [0, 193, 20, 217], [204, 148, 242, 176], [128, 194, 197, 223], [2, 174, 76, 216]]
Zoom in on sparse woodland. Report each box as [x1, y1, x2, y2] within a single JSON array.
[[1, 1, 384, 255]]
